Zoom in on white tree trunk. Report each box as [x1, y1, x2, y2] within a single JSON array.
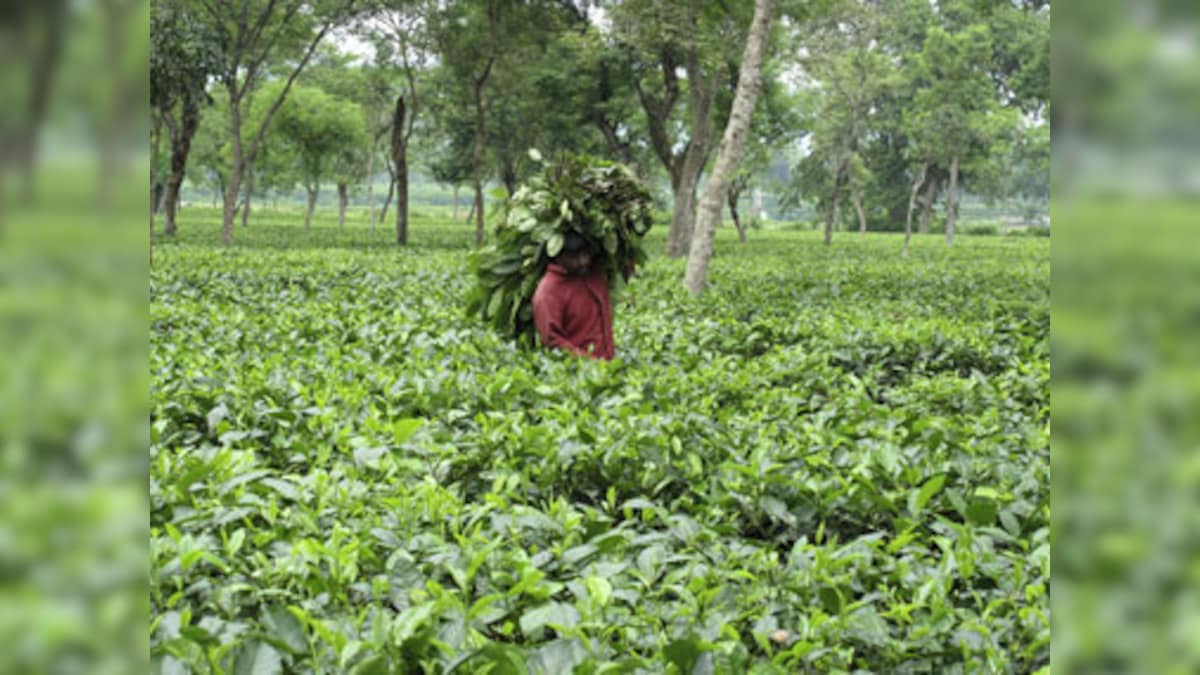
[[684, 0, 774, 293]]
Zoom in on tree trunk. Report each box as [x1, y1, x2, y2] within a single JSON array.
[[918, 176, 938, 234], [241, 159, 255, 227], [728, 188, 747, 243], [452, 185, 459, 219], [221, 87, 245, 245], [164, 101, 200, 238], [151, 113, 163, 221], [390, 95, 409, 246], [667, 170, 699, 257], [304, 187, 318, 230], [684, 0, 774, 294], [337, 182, 349, 228], [150, 180, 158, 244], [824, 159, 848, 247], [904, 163, 928, 258], [380, 175, 394, 227], [468, 60, 487, 247], [852, 183, 867, 236], [365, 134, 379, 233], [500, 157, 517, 197], [667, 50, 715, 258], [396, 150, 409, 245], [946, 154, 959, 246]]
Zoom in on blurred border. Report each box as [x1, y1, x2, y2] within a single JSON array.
[[1, 1, 150, 672], [1052, 0, 1200, 672]]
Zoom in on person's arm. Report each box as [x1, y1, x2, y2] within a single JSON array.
[[533, 288, 589, 357]]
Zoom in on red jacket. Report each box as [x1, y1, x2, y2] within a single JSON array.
[[532, 263, 614, 360]]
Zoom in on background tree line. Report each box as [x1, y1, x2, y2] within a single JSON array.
[[150, 0, 1049, 251]]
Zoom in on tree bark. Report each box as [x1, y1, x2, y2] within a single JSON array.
[[221, 86, 244, 244], [595, 115, 636, 168], [365, 133, 379, 233], [918, 176, 938, 234], [337, 182, 349, 228], [667, 170, 697, 257], [472, 59, 494, 248], [728, 188, 747, 243], [684, 0, 774, 293], [395, 152, 409, 245], [904, 162, 928, 258], [380, 174, 394, 226], [391, 95, 410, 246], [946, 154, 959, 246], [304, 187, 318, 230], [151, 112, 164, 221], [164, 101, 200, 237], [500, 160, 517, 198], [667, 47, 715, 258], [824, 158, 848, 247], [241, 159, 255, 227]]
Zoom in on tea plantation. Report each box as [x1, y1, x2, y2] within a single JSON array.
[[151, 210, 1049, 674]]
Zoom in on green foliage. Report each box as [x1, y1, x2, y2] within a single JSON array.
[[962, 223, 999, 236], [466, 153, 654, 345], [271, 84, 367, 193], [784, 0, 1048, 232], [150, 0, 222, 112], [152, 211, 1048, 673], [1009, 226, 1050, 238]]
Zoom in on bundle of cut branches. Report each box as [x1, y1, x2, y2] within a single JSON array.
[[467, 151, 654, 345]]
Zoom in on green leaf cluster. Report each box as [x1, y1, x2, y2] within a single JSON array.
[[466, 152, 654, 345]]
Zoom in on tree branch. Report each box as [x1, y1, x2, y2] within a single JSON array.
[[237, 0, 301, 101], [245, 18, 338, 165]]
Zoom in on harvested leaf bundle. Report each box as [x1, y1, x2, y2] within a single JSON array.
[[467, 152, 654, 345]]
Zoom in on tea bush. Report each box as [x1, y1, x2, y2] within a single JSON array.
[[151, 211, 1048, 674]]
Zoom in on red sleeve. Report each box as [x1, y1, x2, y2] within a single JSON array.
[[533, 283, 587, 357]]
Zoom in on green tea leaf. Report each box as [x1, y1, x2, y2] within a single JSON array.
[[910, 474, 947, 513], [519, 602, 580, 638], [231, 640, 283, 675]]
